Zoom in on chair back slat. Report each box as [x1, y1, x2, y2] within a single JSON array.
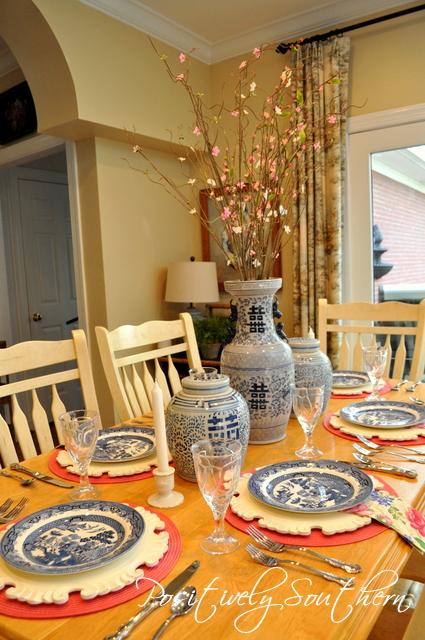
[[31, 389, 54, 453], [352, 335, 364, 371], [393, 336, 407, 380], [51, 385, 66, 444], [96, 313, 202, 421], [339, 334, 350, 369], [0, 330, 99, 466], [122, 367, 142, 417], [11, 394, 37, 461], [154, 359, 171, 406], [167, 354, 182, 396], [131, 365, 150, 414], [0, 413, 17, 468]]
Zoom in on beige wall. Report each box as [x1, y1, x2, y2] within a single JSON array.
[[0, 1, 424, 422]]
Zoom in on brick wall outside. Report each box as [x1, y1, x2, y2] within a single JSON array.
[[372, 171, 425, 302]]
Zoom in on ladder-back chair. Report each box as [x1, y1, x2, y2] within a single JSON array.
[[0, 329, 100, 467], [317, 298, 425, 380], [95, 312, 202, 422]]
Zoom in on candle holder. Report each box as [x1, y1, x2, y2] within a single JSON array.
[[147, 466, 184, 508]]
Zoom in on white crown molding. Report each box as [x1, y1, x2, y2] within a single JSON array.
[[348, 103, 425, 133], [77, 0, 416, 64], [0, 47, 19, 77]]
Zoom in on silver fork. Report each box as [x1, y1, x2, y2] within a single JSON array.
[[246, 525, 361, 573], [245, 544, 355, 587], [406, 381, 423, 392], [353, 443, 425, 464], [0, 498, 13, 515], [392, 379, 409, 391], [0, 497, 29, 523], [356, 434, 425, 456]]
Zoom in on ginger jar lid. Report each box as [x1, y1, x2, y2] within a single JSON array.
[[288, 337, 320, 352], [181, 367, 230, 395]]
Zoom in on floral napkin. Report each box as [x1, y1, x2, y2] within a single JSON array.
[[349, 491, 425, 553]]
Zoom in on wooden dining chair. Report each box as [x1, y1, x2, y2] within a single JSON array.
[[95, 312, 203, 422], [0, 329, 100, 468], [317, 298, 425, 380]]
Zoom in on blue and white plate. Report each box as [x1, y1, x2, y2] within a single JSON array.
[[247, 460, 373, 513], [92, 426, 156, 462], [332, 371, 370, 388], [340, 401, 425, 428], [0, 501, 145, 575]]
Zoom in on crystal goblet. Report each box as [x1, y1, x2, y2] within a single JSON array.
[[191, 438, 242, 555], [59, 409, 101, 500], [292, 385, 324, 459], [362, 346, 388, 402]]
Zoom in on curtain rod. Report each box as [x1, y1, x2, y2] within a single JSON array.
[[276, 3, 425, 53]]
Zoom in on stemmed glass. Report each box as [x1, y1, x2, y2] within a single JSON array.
[[59, 409, 101, 500], [292, 385, 324, 459], [362, 346, 388, 402], [191, 438, 242, 555]]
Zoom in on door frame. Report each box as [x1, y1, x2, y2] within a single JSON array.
[[0, 135, 88, 345], [345, 103, 425, 304]]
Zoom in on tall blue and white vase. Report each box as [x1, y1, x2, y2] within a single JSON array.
[[220, 278, 294, 444]]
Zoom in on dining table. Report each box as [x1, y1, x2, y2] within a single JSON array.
[[1, 381, 425, 640]]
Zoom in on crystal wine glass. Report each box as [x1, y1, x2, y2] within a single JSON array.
[[362, 346, 388, 402], [59, 409, 101, 500], [292, 385, 324, 459], [191, 438, 242, 555]]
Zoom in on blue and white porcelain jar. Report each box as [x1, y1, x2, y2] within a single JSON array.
[[165, 369, 250, 482], [288, 337, 332, 414], [220, 279, 294, 444]]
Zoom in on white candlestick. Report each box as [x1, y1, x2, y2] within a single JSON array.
[[308, 326, 315, 339], [152, 381, 169, 473]]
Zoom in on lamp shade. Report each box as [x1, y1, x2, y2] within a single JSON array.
[[165, 261, 219, 303]]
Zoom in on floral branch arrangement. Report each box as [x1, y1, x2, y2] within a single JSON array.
[[130, 40, 342, 281]]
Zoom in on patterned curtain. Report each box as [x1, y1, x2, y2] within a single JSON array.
[[291, 36, 350, 363]]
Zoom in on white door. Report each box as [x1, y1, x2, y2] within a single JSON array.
[[14, 171, 82, 412]]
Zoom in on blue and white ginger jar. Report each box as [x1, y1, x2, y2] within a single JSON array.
[[165, 369, 250, 482], [288, 337, 332, 414]]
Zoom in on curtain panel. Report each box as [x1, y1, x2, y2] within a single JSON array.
[[291, 36, 350, 363]]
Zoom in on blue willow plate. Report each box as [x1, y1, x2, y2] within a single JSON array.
[[92, 426, 156, 462], [332, 371, 370, 388], [0, 501, 144, 575], [247, 460, 373, 513], [340, 401, 425, 428]]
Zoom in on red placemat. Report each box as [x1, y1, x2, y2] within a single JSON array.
[[0, 505, 181, 619], [226, 472, 396, 547], [323, 412, 425, 446], [331, 380, 392, 399], [48, 450, 160, 484]]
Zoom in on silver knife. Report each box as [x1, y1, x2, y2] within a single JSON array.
[[10, 463, 74, 488], [103, 560, 200, 640], [351, 454, 418, 479]]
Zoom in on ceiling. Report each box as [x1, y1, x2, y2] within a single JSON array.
[[0, 0, 417, 70]]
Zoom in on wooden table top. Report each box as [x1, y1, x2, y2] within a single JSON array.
[[1, 383, 425, 640]]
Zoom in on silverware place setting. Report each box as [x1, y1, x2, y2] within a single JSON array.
[[392, 379, 409, 391], [245, 525, 361, 573], [353, 443, 425, 464], [406, 381, 423, 392], [245, 544, 355, 587], [103, 560, 200, 640], [149, 586, 197, 640], [0, 497, 29, 524], [352, 453, 418, 478], [410, 396, 425, 406], [0, 470, 35, 486], [355, 434, 425, 456]]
